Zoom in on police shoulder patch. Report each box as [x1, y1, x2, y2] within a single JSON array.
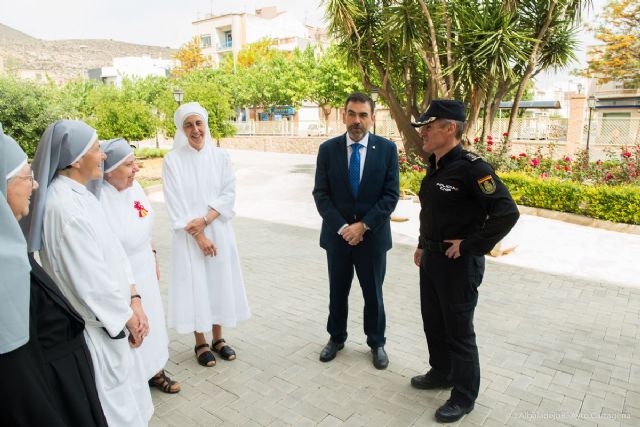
[[462, 151, 481, 162], [477, 175, 496, 194]]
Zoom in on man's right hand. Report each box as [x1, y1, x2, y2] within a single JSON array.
[[195, 233, 217, 257], [414, 248, 423, 267]]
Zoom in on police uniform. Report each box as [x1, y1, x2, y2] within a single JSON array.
[[413, 100, 519, 418]]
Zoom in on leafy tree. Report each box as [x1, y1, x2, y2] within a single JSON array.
[[582, 0, 640, 87], [173, 36, 210, 77], [324, 0, 586, 154], [85, 84, 156, 142], [0, 77, 62, 156], [309, 45, 363, 131]]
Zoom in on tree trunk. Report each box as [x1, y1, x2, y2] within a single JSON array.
[[507, 1, 558, 135], [385, 93, 422, 155]]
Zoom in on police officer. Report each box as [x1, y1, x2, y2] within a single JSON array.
[[411, 100, 519, 423]]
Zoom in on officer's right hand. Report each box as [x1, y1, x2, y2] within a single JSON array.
[[414, 248, 423, 267]]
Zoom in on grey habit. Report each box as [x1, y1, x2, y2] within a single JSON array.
[[0, 125, 31, 353]]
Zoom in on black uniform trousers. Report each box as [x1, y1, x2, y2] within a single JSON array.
[[420, 250, 484, 406], [326, 248, 387, 348]]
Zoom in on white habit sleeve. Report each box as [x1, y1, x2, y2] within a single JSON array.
[[57, 216, 133, 336], [207, 151, 236, 221], [162, 156, 192, 230]]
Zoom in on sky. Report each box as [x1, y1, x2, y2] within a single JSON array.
[[0, 0, 324, 47], [1, 0, 608, 91]]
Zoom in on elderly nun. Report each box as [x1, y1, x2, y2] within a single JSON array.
[[99, 138, 180, 394], [162, 102, 250, 367], [0, 126, 107, 426], [21, 120, 153, 427]]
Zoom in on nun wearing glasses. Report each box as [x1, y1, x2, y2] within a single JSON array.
[[1, 126, 106, 426], [22, 120, 153, 426], [99, 138, 180, 394]]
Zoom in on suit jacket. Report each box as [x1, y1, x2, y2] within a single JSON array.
[[313, 132, 399, 254]]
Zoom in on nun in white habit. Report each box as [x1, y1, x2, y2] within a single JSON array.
[[22, 120, 153, 426], [99, 138, 180, 393], [163, 102, 250, 367]]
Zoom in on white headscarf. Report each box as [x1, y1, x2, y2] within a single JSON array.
[[172, 102, 214, 150], [21, 120, 98, 252], [0, 125, 31, 354]]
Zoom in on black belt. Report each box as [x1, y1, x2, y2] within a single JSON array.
[[421, 239, 452, 253]]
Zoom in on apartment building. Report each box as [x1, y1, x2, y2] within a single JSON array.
[[192, 6, 328, 68]]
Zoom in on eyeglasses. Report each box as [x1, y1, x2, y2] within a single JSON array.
[[15, 171, 35, 187]]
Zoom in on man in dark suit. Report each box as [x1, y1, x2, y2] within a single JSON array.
[[312, 92, 399, 369]]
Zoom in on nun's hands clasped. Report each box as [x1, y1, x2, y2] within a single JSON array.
[[195, 233, 217, 257], [186, 217, 206, 237]]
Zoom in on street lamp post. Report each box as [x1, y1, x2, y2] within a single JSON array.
[[173, 88, 184, 106], [370, 88, 379, 134], [586, 95, 597, 162]]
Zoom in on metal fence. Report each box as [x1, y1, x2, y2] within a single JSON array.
[[231, 117, 569, 141], [469, 117, 568, 142], [584, 117, 640, 146]]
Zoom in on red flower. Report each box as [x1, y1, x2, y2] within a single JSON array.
[[487, 135, 493, 140], [605, 173, 614, 181], [519, 153, 527, 157], [540, 172, 548, 179], [510, 155, 517, 160], [563, 156, 572, 162], [564, 165, 570, 172], [555, 164, 562, 170], [400, 156, 407, 163], [623, 151, 632, 158], [487, 139, 494, 145], [596, 160, 603, 165], [486, 146, 493, 152], [473, 137, 479, 143], [502, 132, 509, 137], [531, 158, 540, 167], [412, 165, 420, 171]]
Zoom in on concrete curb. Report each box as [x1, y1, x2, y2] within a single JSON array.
[[517, 205, 640, 236]]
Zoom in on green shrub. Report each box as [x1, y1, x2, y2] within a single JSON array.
[[135, 148, 168, 159], [399, 170, 424, 196], [499, 172, 640, 225]]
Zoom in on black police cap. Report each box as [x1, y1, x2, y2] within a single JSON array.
[[411, 99, 466, 127]]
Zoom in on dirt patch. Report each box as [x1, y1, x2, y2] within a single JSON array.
[[136, 157, 163, 180]]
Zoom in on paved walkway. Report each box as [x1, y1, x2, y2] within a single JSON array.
[[147, 150, 639, 426]]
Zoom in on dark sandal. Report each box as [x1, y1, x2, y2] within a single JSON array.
[[212, 339, 236, 361], [148, 370, 181, 394], [194, 343, 216, 367]]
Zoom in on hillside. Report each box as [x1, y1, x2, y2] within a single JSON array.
[[0, 23, 177, 82]]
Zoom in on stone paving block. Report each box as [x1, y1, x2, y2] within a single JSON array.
[[145, 205, 640, 426]]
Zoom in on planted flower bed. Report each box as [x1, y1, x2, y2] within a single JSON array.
[[399, 134, 640, 225]]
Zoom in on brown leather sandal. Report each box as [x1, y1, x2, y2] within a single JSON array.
[[194, 343, 216, 367], [212, 339, 236, 361], [148, 370, 181, 394]]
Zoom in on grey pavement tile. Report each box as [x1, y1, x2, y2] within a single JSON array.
[[147, 206, 640, 426]]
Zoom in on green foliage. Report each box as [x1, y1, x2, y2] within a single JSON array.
[[85, 84, 156, 141], [499, 172, 640, 224], [0, 77, 63, 157], [399, 170, 424, 196], [134, 148, 168, 159]]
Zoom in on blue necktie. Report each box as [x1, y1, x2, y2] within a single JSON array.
[[349, 143, 362, 198]]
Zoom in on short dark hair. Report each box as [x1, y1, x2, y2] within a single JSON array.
[[345, 92, 375, 114]]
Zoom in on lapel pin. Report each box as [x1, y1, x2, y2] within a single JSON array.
[[372, 145, 376, 149]]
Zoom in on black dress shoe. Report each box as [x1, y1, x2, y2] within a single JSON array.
[[411, 370, 453, 390], [319, 340, 344, 362], [371, 346, 389, 370], [435, 400, 474, 423]]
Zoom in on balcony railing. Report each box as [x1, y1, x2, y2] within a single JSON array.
[[216, 40, 233, 50]]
